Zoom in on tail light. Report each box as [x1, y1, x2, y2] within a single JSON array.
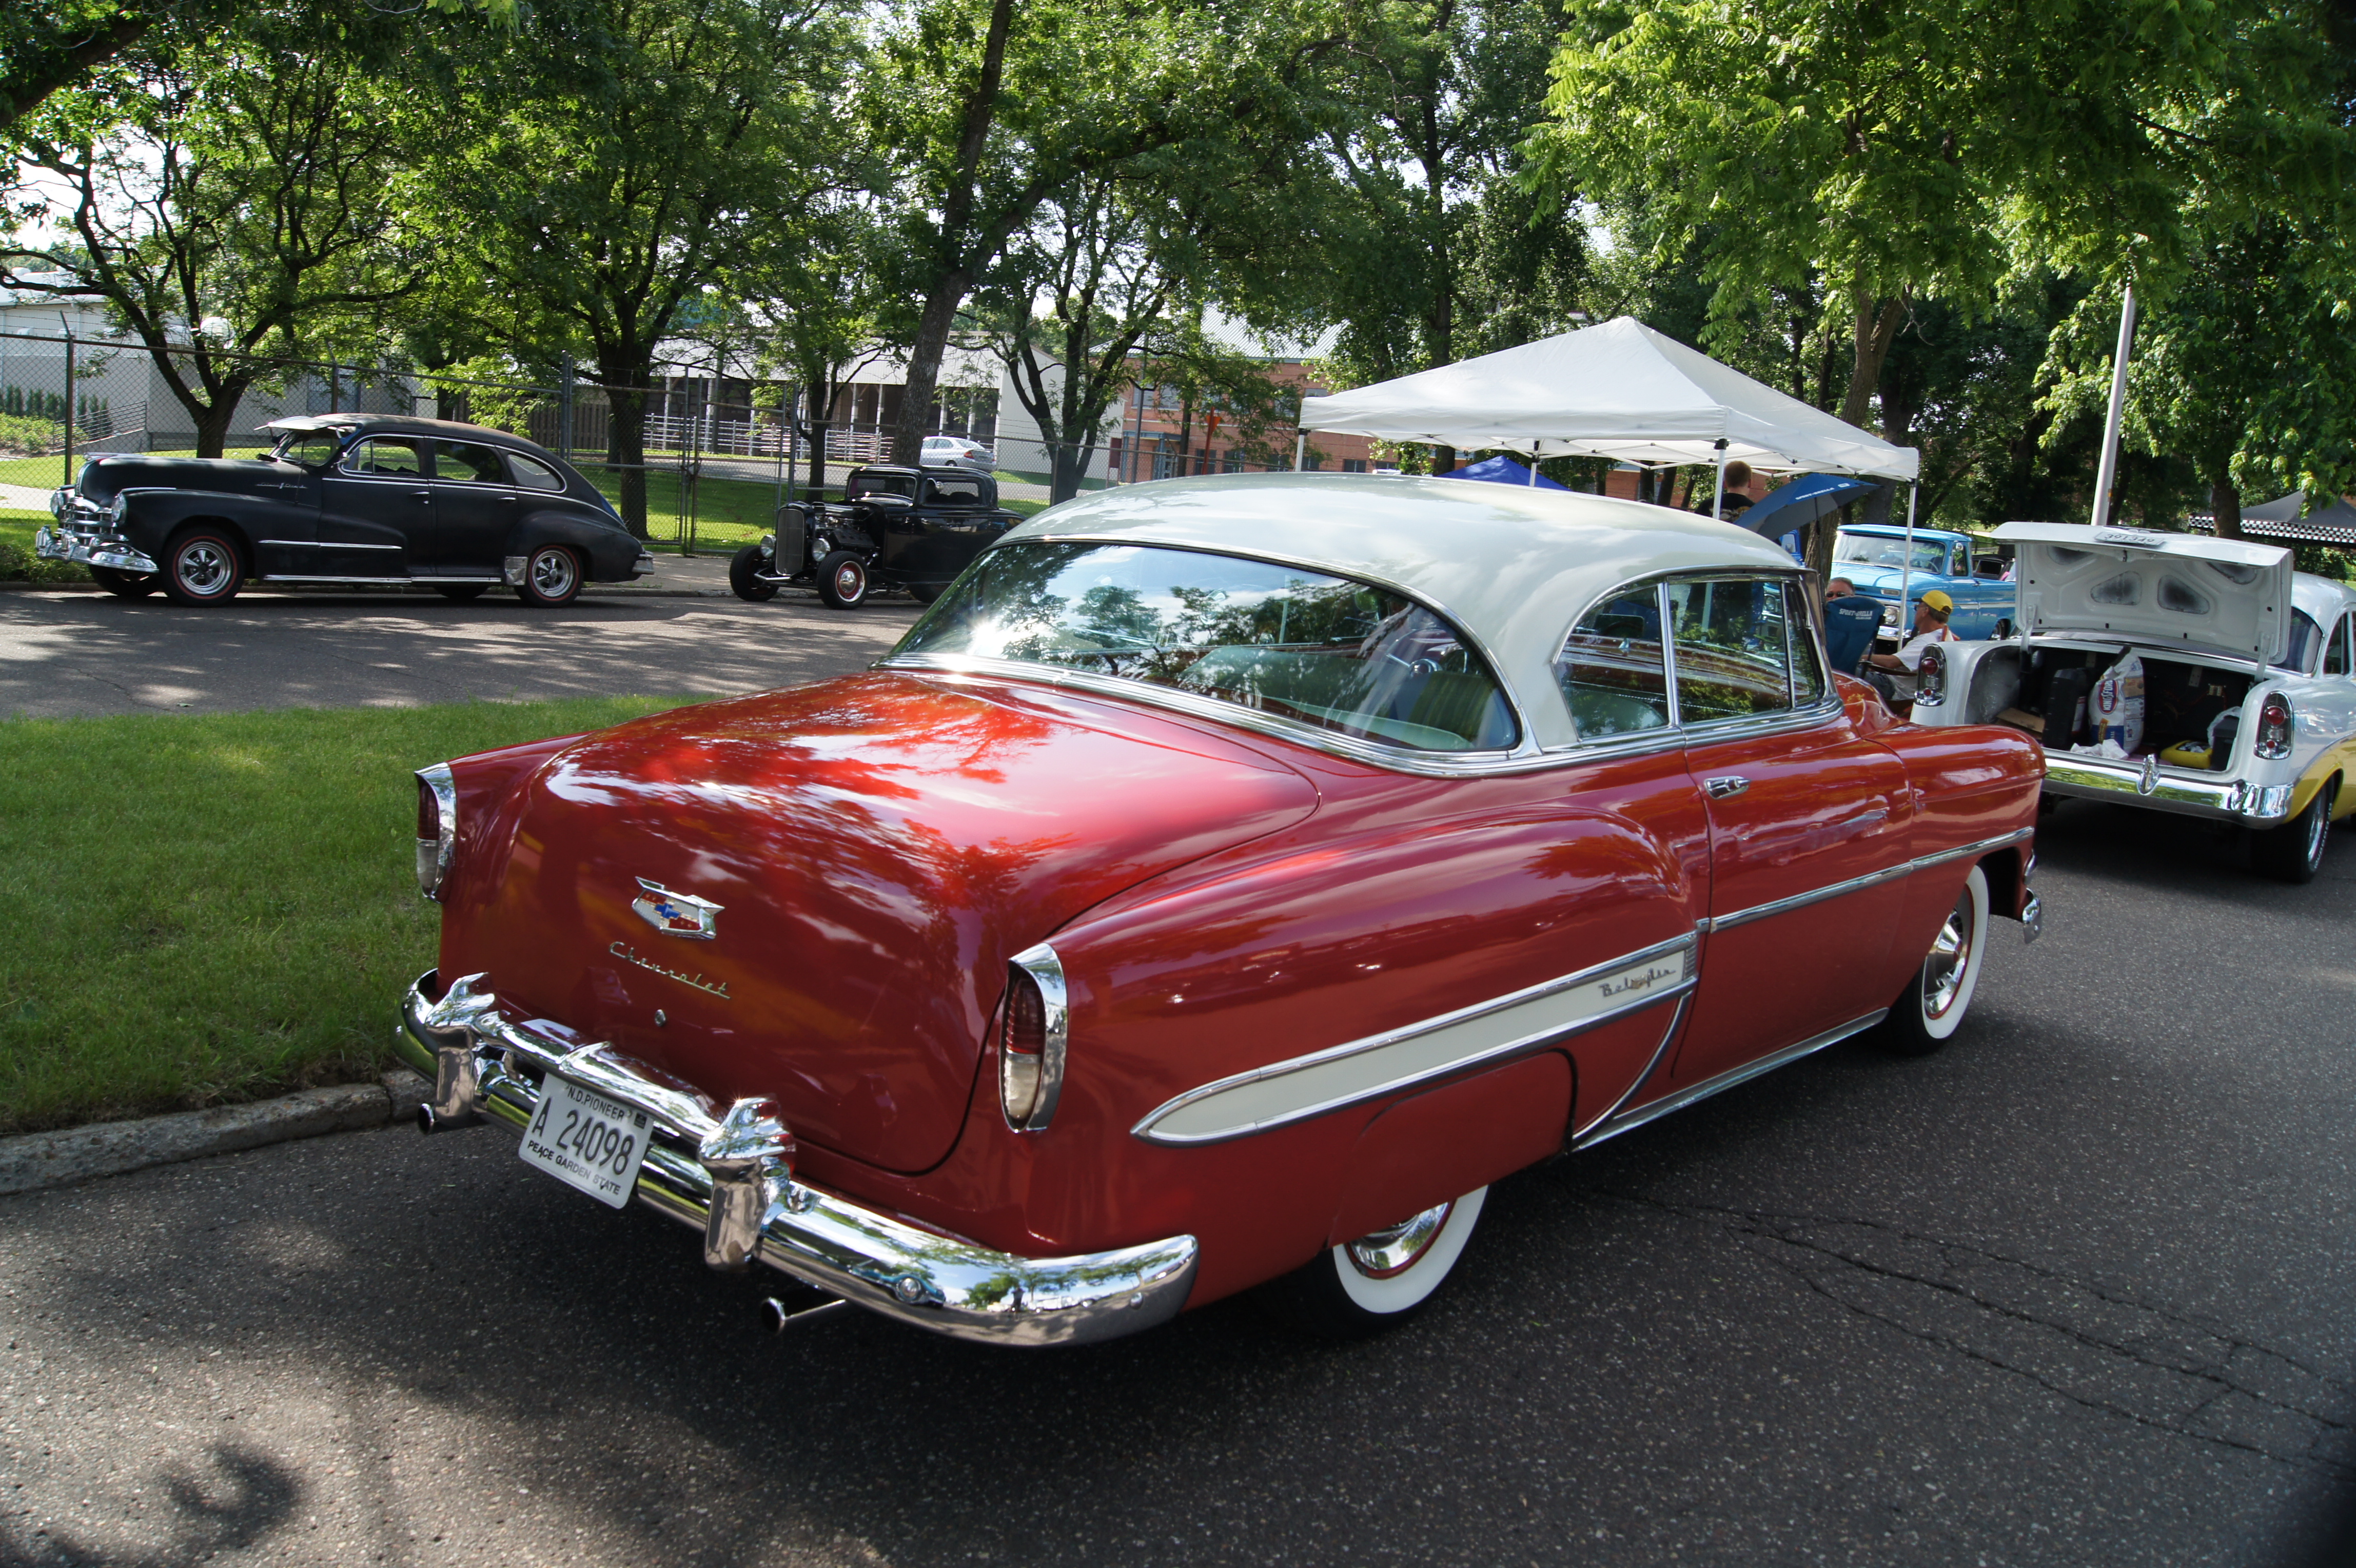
[[998, 945, 1069, 1131], [2255, 693, 2293, 760], [1915, 643, 1947, 707], [415, 763, 457, 900]]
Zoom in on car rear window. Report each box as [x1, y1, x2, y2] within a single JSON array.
[[509, 455, 567, 492], [897, 540, 1518, 753]]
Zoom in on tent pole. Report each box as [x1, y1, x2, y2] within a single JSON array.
[[1710, 439, 1727, 520], [1294, 432, 1306, 471], [1898, 482, 1919, 628], [1526, 446, 1539, 486]]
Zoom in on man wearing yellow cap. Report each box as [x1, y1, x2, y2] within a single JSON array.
[[1862, 589, 1955, 708]]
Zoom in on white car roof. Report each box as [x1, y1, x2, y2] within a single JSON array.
[[998, 473, 1802, 748]]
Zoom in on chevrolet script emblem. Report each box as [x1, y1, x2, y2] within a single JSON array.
[[632, 878, 722, 940]]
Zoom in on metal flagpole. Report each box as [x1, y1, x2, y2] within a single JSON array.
[[2089, 284, 2137, 529]]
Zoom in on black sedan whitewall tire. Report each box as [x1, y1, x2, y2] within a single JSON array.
[[1260, 1187, 1486, 1336], [160, 525, 244, 606], [514, 544, 582, 608], [815, 551, 869, 610], [1877, 864, 1989, 1056]]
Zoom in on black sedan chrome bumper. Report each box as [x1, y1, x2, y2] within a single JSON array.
[[34, 523, 158, 575], [396, 970, 1199, 1346]]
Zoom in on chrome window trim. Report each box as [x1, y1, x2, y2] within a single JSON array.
[[1700, 826, 2034, 931], [1130, 931, 1698, 1146], [952, 534, 1541, 759], [335, 438, 429, 481], [1577, 1008, 1891, 1149]]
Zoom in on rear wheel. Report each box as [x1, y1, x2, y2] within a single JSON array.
[[815, 551, 869, 610], [90, 565, 158, 599], [2251, 781, 2333, 884], [729, 543, 778, 602], [1875, 864, 1989, 1056], [159, 526, 244, 606], [513, 544, 582, 607], [434, 583, 488, 602], [1258, 1188, 1486, 1337]]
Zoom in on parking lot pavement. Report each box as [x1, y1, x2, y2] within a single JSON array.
[[0, 583, 923, 719], [2, 803, 2352, 1566]]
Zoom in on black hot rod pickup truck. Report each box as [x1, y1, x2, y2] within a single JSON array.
[[728, 463, 1025, 609], [40, 414, 654, 607]]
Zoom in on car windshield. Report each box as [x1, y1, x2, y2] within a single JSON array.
[[1834, 533, 1949, 574], [896, 540, 1519, 753], [271, 431, 341, 468]]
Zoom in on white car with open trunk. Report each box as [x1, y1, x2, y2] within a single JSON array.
[[1907, 521, 2356, 883]]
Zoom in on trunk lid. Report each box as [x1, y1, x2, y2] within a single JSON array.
[[1995, 521, 2293, 663], [465, 672, 1319, 1172]]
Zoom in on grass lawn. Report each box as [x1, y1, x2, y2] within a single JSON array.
[[0, 695, 713, 1135]]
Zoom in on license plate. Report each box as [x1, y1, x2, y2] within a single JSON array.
[[519, 1077, 651, 1209]]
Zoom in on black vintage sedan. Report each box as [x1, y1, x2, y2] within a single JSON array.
[[37, 414, 655, 607]]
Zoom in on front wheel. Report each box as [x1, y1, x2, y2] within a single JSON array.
[[728, 544, 778, 602], [90, 565, 158, 599], [1257, 1188, 1486, 1337], [159, 526, 244, 606], [2251, 781, 2334, 884], [1875, 864, 1989, 1056], [513, 544, 582, 607], [815, 550, 869, 610]]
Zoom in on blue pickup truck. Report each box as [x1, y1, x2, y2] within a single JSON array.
[[1831, 524, 2013, 643]]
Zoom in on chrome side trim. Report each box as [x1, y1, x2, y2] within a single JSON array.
[[260, 574, 409, 583], [1006, 942, 1069, 1131], [1578, 1009, 1890, 1149], [1570, 990, 1692, 1145], [398, 971, 1197, 1347], [1703, 827, 2035, 931], [1131, 933, 1698, 1147]]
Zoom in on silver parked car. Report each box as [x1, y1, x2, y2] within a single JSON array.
[[1907, 521, 2356, 882]]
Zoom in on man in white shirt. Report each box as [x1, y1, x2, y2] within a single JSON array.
[[1863, 589, 1955, 706]]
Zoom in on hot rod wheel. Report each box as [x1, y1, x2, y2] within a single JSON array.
[[816, 550, 869, 610], [160, 525, 244, 606], [1259, 1187, 1487, 1336], [1875, 864, 1989, 1056], [514, 543, 583, 607]]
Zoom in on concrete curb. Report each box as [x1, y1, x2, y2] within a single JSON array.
[[0, 1069, 433, 1197]]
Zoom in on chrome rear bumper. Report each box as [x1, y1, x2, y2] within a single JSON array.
[[396, 970, 1197, 1346], [2043, 752, 2292, 823]]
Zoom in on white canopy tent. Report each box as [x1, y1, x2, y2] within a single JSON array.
[[1294, 314, 1924, 606]]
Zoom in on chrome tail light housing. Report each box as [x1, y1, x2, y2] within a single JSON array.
[[1914, 643, 1947, 708], [2255, 692, 2294, 760], [415, 763, 457, 900], [998, 944, 1069, 1131]]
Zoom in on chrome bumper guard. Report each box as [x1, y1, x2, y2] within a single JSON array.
[[2044, 753, 2293, 824], [33, 524, 159, 575], [397, 970, 1199, 1346]]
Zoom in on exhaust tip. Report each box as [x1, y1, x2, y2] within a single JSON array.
[[762, 1296, 851, 1335], [417, 1103, 481, 1135]]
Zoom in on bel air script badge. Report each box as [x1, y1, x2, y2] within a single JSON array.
[[633, 877, 722, 940]]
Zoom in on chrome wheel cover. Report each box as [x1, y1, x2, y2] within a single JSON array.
[[529, 548, 577, 597], [832, 560, 865, 600], [1345, 1200, 1454, 1279], [1921, 887, 1979, 1020], [176, 540, 232, 594], [2305, 794, 2330, 869]]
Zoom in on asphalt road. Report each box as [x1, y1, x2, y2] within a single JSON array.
[[4, 690, 2354, 1563], [0, 581, 924, 719]]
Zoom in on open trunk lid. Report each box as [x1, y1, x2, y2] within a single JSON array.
[[459, 673, 1318, 1173], [1995, 521, 2293, 663]]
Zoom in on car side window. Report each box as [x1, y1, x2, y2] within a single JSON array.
[[1557, 589, 1671, 739], [509, 454, 566, 493], [343, 438, 425, 478], [2327, 614, 2355, 678], [435, 442, 509, 484], [1666, 577, 1797, 723]]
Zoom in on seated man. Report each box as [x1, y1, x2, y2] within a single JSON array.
[[1860, 589, 1955, 709], [1820, 576, 1881, 677]]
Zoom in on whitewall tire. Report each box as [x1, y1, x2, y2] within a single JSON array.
[[1877, 864, 1989, 1056], [1260, 1187, 1486, 1336]]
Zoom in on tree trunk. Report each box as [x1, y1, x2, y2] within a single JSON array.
[[2210, 474, 2244, 542], [891, 282, 966, 466], [602, 380, 652, 540], [1839, 285, 1909, 429], [191, 399, 238, 460], [1051, 441, 1093, 503], [801, 374, 832, 497]]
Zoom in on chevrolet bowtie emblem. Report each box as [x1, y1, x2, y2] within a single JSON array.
[[632, 878, 722, 940]]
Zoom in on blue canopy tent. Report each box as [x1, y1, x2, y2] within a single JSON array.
[[1447, 454, 1568, 491]]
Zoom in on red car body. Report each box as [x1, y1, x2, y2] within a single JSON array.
[[396, 475, 2043, 1345]]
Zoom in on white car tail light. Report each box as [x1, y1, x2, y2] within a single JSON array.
[[998, 944, 1068, 1131], [415, 763, 457, 900], [2255, 693, 2294, 760], [1915, 644, 1947, 707]]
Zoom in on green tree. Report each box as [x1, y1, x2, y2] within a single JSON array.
[[2, 9, 427, 455], [427, 0, 853, 537]]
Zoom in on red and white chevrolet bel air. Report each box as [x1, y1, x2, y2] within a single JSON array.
[[395, 474, 2045, 1345]]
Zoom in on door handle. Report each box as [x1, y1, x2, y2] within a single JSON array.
[[1704, 775, 1750, 798]]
